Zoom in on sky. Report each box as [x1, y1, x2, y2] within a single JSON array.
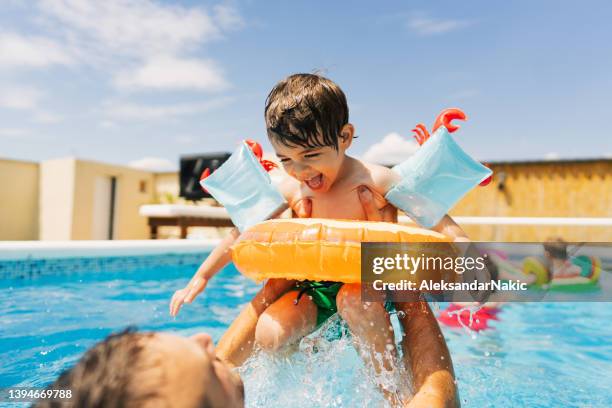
[[1, 0, 611, 171]]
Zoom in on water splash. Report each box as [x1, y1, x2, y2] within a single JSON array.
[[238, 315, 411, 407]]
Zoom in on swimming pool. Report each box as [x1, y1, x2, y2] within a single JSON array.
[[1, 250, 611, 407]]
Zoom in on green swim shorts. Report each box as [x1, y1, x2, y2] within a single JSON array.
[[293, 280, 343, 327], [292, 281, 396, 327]]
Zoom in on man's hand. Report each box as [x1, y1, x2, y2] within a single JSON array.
[[170, 277, 209, 317], [358, 186, 397, 222]]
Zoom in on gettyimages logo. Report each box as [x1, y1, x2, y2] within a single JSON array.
[[360, 242, 610, 302]]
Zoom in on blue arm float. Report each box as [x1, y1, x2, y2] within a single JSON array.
[[385, 126, 492, 228], [200, 142, 288, 231]]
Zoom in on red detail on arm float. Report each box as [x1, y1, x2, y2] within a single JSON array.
[[200, 168, 211, 193], [199, 139, 277, 193], [433, 108, 467, 134], [410, 108, 492, 187], [412, 124, 430, 146], [479, 164, 493, 186], [245, 139, 263, 160], [245, 139, 278, 172]]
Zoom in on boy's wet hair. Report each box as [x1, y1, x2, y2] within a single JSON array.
[[33, 328, 168, 408], [265, 73, 349, 150]]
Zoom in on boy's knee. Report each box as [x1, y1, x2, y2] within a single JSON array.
[[336, 284, 363, 320], [337, 284, 389, 322], [255, 314, 285, 351]]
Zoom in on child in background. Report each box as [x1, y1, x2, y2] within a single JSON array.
[[543, 238, 581, 279]]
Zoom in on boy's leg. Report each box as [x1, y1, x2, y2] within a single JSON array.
[[216, 278, 295, 367], [255, 290, 318, 351], [336, 283, 402, 404]]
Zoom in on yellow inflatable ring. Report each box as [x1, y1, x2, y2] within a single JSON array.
[[522, 256, 549, 285], [231, 218, 453, 283]]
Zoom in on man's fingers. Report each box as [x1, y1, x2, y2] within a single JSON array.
[[381, 204, 398, 223], [358, 186, 382, 222], [295, 198, 312, 218]]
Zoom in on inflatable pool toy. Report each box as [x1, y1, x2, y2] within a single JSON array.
[[438, 303, 500, 331], [523, 255, 601, 292], [201, 108, 492, 230], [487, 251, 601, 292], [231, 218, 454, 283]]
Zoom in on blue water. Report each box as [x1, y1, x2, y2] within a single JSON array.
[[1, 254, 611, 407]]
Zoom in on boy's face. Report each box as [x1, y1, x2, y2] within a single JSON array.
[[270, 124, 353, 193]]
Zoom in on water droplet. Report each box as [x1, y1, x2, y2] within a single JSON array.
[[370, 322, 374, 326], [440, 356, 445, 360], [386, 344, 394, 351], [396, 310, 406, 318]]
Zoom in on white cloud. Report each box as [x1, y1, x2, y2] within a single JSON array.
[[544, 152, 560, 161], [99, 120, 117, 129], [128, 157, 176, 172], [175, 135, 195, 145], [113, 56, 228, 91], [104, 97, 233, 120], [407, 15, 471, 36], [0, 127, 30, 138], [0, 86, 43, 110], [0, 1, 242, 93], [34, 111, 63, 123], [0, 32, 73, 68], [362, 132, 420, 165], [213, 4, 246, 31], [38, 0, 221, 58]]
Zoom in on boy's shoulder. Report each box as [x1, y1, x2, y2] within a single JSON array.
[[354, 159, 401, 194], [271, 169, 300, 202]]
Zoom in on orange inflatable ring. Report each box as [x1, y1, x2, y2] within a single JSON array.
[[231, 218, 453, 283]]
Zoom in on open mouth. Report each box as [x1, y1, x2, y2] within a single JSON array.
[[305, 174, 324, 190]]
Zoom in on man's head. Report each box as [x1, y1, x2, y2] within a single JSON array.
[[265, 73, 354, 192], [35, 329, 244, 408]]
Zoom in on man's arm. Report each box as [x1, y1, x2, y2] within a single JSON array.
[[432, 215, 469, 242], [396, 300, 459, 408]]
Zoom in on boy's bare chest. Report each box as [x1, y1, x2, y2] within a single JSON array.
[[293, 181, 387, 220]]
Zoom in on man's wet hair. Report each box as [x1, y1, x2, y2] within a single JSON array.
[[33, 328, 161, 408], [265, 73, 350, 150]]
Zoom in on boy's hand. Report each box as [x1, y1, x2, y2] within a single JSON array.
[[170, 277, 209, 317]]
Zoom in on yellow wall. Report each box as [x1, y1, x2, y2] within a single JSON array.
[[152, 172, 180, 203], [39, 158, 77, 240], [71, 160, 155, 240], [452, 160, 612, 241], [0, 159, 39, 240]]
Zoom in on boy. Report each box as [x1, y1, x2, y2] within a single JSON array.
[[170, 73, 467, 401]]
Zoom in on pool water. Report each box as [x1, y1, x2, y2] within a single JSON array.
[[1, 254, 611, 407]]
